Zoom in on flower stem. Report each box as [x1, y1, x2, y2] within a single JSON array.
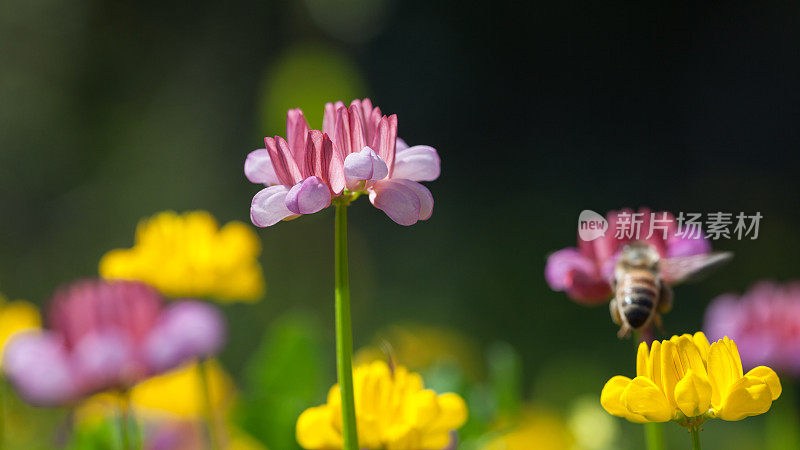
[[690, 427, 702, 450], [334, 201, 358, 450], [117, 391, 132, 450], [645, 422, 665, 450], [198, 359, 221, 450]]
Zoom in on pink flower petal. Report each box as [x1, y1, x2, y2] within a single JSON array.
[[72, 330, 136, 391], [3, 332, 77, 406], [545, 248, 611, 304], [144, 301, 225, 373], [303, 130, 325, 181], [344, 147, 389, 189], [286, 108, 309, 165], [347, 104, 368, 155], [395, 137, 409, 152], [667, 233, 712, 258], [390, 179, 433, 220], [372, 115, 398, 177], [264, 137, 294, 187], [250, 185, 295, 227], [368, 179, 422, 226], [326, 134, 346, 195], [275, 136, 303, 184], [392, 145, 441, 182], [244, 148, 279, 185], [285, 176, 332, 215], [323, 101, 345, 138]]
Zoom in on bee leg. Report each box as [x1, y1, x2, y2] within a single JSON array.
[[609, 298, 622, 326], [658, 284, 673, 314], [617, 324, 631, 339]]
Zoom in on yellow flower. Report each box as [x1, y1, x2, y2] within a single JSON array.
[[354, 324, 481, 376], [601, 332, 781, 427], [76, 360, 234, 424], [296, 360, 467, 450], [100, 211, 265, 302], [0, 293, 41, 369], [484, 408, 574, 450]]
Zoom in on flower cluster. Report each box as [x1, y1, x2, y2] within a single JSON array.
[[601, 332, 781, 426], [2, 279, 224, 406], [100, 211, 265, 302], [296, 360, 467, 450], [246, 98, 440, 226], [545, 208, 711, 303], [705, 281, 800, 377]]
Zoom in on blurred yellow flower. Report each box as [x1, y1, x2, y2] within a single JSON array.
[[354, 324, 481, 377], [296, 360, 467, 450], [76, 360, 234, 424], [601, 332, 781, 427], [484, 408, 574, 450], [0, 293, 40, 369], [99, 211, 265, 302]]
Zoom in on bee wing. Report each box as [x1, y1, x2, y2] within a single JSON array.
[[660, 252, 733, 286]]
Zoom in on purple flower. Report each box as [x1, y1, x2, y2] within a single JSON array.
[[545, 208, 711, 304], [705, 281, 800, 376], [246, 98, 440, 227], [2, 279, 225, 406]]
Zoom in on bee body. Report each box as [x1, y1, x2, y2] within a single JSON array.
[[617, 268, 660, 329], [608, 241, 731, 338]]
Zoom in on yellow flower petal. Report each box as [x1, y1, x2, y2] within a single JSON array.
[[601, 376, 635, 419], [298, 361, 467, 449], [660, 340, 682, 408], [718, 376, 773, 421], [675, 335, 707, 375], [296, 405, 342, 449], [674, 369, 712, 418], [745, 366, 781, 400], [723, 338, 743, 377], [429, 393, 468, 432], [636, 342, 649, 378], [648, 340, 662, 388], [621, 376, 673, 422], [130, 360, 233, 419], [100, 210, 265, 302], [707, 340, 741, 409], [692, 332, 711, 362]]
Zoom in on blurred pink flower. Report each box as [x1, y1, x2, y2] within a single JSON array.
[[545, 208, 711, 304], [246, 98, 440, 227], [704, 281, 800, 376], [2, 279, 224, 406]]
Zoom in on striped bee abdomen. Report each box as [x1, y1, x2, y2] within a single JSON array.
[[618, 269, 659, 329]]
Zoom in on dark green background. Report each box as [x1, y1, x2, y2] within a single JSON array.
[[2, 1, 799, 448]]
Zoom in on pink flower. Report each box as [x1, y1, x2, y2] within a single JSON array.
[[2, 279, 224, 406], [704, 281, 800, 376], [245, 98, 440, 227], [544, 208, 711, 304]]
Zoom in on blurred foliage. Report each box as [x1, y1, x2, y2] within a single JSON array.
[[258, 44, 366, 137], [235, 313, 329, 450]]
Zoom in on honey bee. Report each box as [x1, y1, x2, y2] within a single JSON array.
[[609, 242, 733, 338]]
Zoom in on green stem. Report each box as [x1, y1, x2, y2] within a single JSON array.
[[198, 359, 221, 450], [118, 391, 132, 450], [334, 201, 358, 450], [645, 423, 665, 450], [690, 427, 702, 450]]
